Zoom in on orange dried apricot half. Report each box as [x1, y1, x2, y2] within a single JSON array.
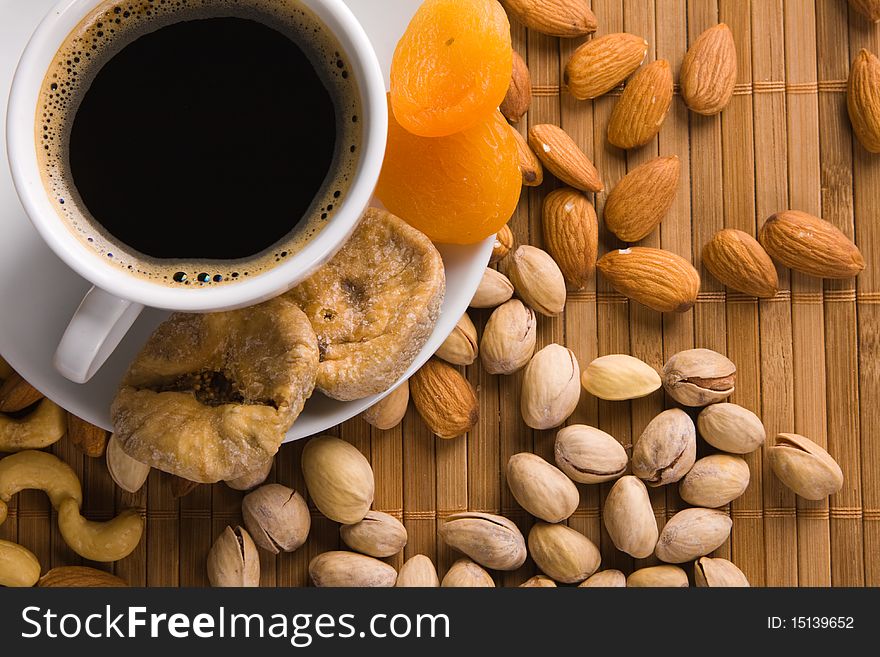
[[376, 98, 521, 245], [390, 0, 513, 137]]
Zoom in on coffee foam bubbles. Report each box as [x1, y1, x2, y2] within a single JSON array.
[[37, 0, 361, 287]]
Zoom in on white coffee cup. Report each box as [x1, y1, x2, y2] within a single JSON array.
[[6, 0, 387, 383]]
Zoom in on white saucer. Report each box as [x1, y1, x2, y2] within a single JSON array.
[[0, 0, 492, 441]]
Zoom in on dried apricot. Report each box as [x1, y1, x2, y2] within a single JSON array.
[[390, 0, 513, 137], [376, 97, 521, 245]]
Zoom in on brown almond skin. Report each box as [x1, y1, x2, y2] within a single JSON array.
[[680, 24, 737, 116], [170, 474, 200, 498], [38, 566, 128, 588], [850, 0, 880, 22], [565, 33, 648, 100], [542, 187, 598, 290], [529, 124, 603, 192], [501, 51, 532, 123], [67, 414, 109, 458], [0, 372, 44, 413], [410, 358, 479, 439], [847, 49, 880, 153], [702, 228, 778, 298], [502, 0, 598, 38], [509, 124, 543, 187], [759, 210, 865, 279], [597, 247, 701, 313], [603, 156, 681, 242], [491, 224, 515, 264], [607, 60, 673, 149]]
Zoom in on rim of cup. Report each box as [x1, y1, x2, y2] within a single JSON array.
[[6, 0, 388, 311]]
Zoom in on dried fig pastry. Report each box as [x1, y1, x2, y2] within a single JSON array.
[[288, 208, 446, 401], [111, 296, 319, 483]]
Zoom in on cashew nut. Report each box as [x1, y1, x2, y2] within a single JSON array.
[[0, 450, 82, 508], [57, 499, 143, 562], [0, 399, 67, 452], [0, 450, 144, 562], [0, 539, 41, 587]]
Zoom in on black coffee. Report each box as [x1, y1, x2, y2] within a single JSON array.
[[38, 0, 361, 285]]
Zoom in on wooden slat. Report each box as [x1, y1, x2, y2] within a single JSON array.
[[4, 0, 875, 589]]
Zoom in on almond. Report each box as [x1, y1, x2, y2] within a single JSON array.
[[603, 155, 680, 242], [847, 49, 880, 153], [597, 247, 700, 313], [759, 210, 865, 279], [170, 474, 200, 498], [564, 32, 648, 100], [0, 372, 43, 413], [607, 60, 673, 150], [509, 124, 543, 187], [542, 187, 598, 290], [67, 414, 108, 457], [528, 124, 603, 193], [38, 566, 128, 588], [501, 0, 598, 38], [491, 223, 515, 264], [500, 51, 532, 123], [702, 228, 778, 298], [680, 24, 737, 116], [410, 358, 479, 439], [850, 0, 880, 22]]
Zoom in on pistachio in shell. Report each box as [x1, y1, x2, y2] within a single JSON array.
[[631, 408, 696, 486], [603, 475, 659, 559], [480, 299, 537, 375], [554, 424, 628, 484], [662, 348, 736, 407], [506, 453, 579, 523], [654, 508, 732, 563], [768, 433, 843, 500], [441, 558, 495, 587], [627, 565, 689, 587], [679, 454, 750, 508], [309, 551, 397, 587], [521, 344, 581, 430], [439, 512, 527, 571], [207, 526, 260, 587], [470, 268, 515, 309], [528, 522, 601, 584], [242, 484, 310, 554], [695, 557, 750, 587], [361, 380, 409, 431], [396, 554, 440, 587], [697, 403, 765, 454], [340, 510, 408, 558], [520, 575, 557, 587], [302, 435, 374, 524], [579, 569, 626, 588], [225, 457, 273, 491], [434, 313, 478, 366]]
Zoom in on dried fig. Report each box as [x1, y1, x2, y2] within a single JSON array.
[[287, 208, 445, 401], [111, 296, 318, 483]]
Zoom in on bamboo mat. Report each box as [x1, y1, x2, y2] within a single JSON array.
[[2, 0, 879, 587]]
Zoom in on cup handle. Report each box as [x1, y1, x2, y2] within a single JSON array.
[[53, 286, 144, 384]]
